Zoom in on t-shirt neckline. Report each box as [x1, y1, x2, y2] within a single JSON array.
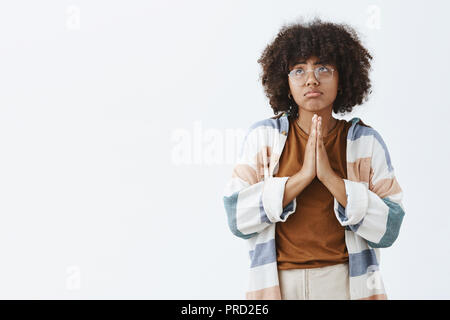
[[292, 117, 343, 142]]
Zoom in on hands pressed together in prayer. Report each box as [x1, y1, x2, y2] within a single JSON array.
[[301, 114, 336, 183], [299, 114, 348, 207], [282, 113, 348, 208]]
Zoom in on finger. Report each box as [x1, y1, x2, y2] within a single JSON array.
[[313, 118, 318, 146], [317, 117, 324, 152], [312, 119, 317, 149], [314, 117, 319, 146], [309, 115, 317, 141], [317, 117, 322, 142], [310, 126, 316, 148], [311, 114, 317, 134]]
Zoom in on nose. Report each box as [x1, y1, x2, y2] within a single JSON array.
[[305, 70, 319, 86]]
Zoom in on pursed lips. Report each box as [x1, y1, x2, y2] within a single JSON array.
[[304, 90, 323, 96]]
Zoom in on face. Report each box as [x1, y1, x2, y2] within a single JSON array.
[[288, 55, 339, 113]]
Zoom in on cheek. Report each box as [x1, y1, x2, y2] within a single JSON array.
[[323, 90, 338, 103], [323, 81, 339, 98], [288, 80, 296, 93]]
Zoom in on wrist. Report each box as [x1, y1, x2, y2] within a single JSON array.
[[321, 171, 338, 186], [299, 168, 315, 183]]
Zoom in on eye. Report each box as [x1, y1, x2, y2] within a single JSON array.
[[294, 68, 304, 75], [318, 66, 329, 72]]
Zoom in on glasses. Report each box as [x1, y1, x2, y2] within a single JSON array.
[[288, 65, 335, 84]]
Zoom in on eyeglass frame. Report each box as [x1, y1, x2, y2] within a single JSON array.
[[287, 65, 335, 84]]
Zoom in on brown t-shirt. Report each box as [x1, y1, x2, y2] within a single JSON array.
[[275, 117, 353, 270]]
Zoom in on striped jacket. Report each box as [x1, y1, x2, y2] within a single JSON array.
[[222, 111, 405, 300]]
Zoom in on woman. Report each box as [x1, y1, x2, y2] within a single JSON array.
[[223, 18, 405, 300]]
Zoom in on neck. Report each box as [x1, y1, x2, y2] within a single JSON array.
[[295, 107, 337, 136]]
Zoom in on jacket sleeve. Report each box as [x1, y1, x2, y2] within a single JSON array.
[[334, 130, 405, 248], [222, 126, 296, 239]]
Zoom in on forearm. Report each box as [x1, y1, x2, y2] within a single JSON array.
[[282, 170, 313, 208], [322, 172, 347, 208]]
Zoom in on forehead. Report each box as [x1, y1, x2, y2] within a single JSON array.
[[294, 56, 321, 64], [290, 56, 336, 70]]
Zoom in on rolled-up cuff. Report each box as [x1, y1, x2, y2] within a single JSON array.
[[338, 179, 369, 226], [262, 177, 295, 223]]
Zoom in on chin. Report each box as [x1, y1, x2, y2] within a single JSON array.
[[302, 103, 328, 111]]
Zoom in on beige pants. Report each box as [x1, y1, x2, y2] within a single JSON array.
[[277, 262, 350, 300]]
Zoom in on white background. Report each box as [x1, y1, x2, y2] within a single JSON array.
[[0, 0, 448, 299]]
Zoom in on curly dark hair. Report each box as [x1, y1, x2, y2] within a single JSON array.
[[257, 17, 373, 119]]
